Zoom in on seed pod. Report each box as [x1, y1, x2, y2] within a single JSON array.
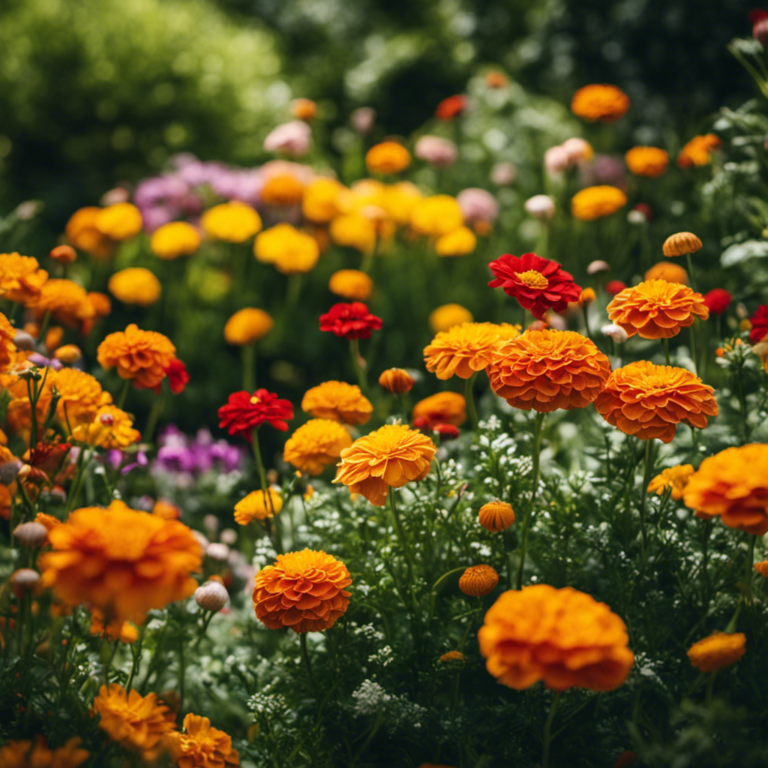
[[13, 522, 48, 548], [195, 581, 229, 612], [11, 568, 41, 596]]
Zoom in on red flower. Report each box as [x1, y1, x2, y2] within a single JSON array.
[[703, 289, 732, 316], [749, 304, 768, 343], [433, 423, 460, 440], [606, 280, 627, 296], [319, 302, 382, 340], [162, 357, 190, 395], [488, 252, 582, 319], [436, 95, 468, 120], [633, 203, 653, 220], [218, 389, 294, 440]]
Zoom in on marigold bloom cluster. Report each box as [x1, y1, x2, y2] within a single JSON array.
[[71, 404, 141, 449], [150, 221, 202, 259], [329, 269, 374, 301], [424, 322, 512, 380], [33, 279, 95, 327], [234, 488, 283, 524], [677, 134, 721, 168], [571, 84, 630, 122], [625, 146, 669, 177], [224, 308, 273, 345], [261, 173, 305, 207], [218, 389, 294, 440], [66, 207, 113, 257], [0, 253, 48, 305], [94, 203, 143, 240], [254, 223, 319, 274], [301, 381, 373, 425], [201, 201, 262, 242], [98, 324, 176, 390], [412, 392, 467, 428], [165, 713, 240, 767], [283, 418, 352, 475], [647, 465, 694, 500], [687, 632, 746, 672], [366, 141, 411, 174], [0, 737, 89, 768], [571, 186, 628, 221], [411, 195, 464, 238], [320, 302, 382, 340], [108, 267, 162, 307]]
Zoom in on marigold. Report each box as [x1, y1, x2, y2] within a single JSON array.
[[479, 585, 634, 691], [595, 361, 718, 443], [366, 141, 411, 174], [487, 330, 610, 412], [302, 178, 345, 223], [254, 223, 319, 274], [33, 279, 95, 328], [625, 147, 669, 177], [93, 684, 175, 760], [662, 232, 703, 258], [218, 389, 294, 440], [329, 214, 377, 254], [478, 501, 515, 532], [291, 97, 317, 121], [224, 308, 273, 345], [424, 322, 507, 380], [440, 650, 466, 663], [687, 632, 746, 672], [88, 291, 112, 318], [253, 548, 351, 632], [677, 134, 721, 168], [459, 565, 499, 596], [0, 737, 89, 768], [0, 253, 48, 305], [284, 419, 351, 475], [165, 713, 240, 767], [53, 368, 113, 429], [234, 488, 283, 524], [412, 392, 467, 428], [261, 173, 305, 207], [607, 279, 708, 340], [435, 227, 477, 257], [320, 302, 382, 340], [97, 323, 176, 390], [682, 444, 768, 534], [429, 304, 473, 333], [379, 368, 415, 394], [202, 201, 262, 243], [71, 404, 140, 449], [108, 267, 162, 307], [329, 269, 374, 301], [150, 221, 202, 259], [94, 203, 142, 240], [382, 181, 423, 225], [300, 381, 371, 426], [333, 423, 437, 506], [571, 84, 630, 122], [755, 560, 768, 578], [647, 464, 694, 500], [571, 186, 628, 221], [0, 312, 16, 372], [50, 244, 78, 265], [65, 207, 113, 257], [644, 261, 688, 284], [40, 500, 202, 623], [411, 195, 464, 238]]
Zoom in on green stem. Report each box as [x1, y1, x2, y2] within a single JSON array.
[[638, 440, 655, 562], [686, 252, 697, 293], [143, 391, 164, 443], [663, 338, 671, 366], [349, 338, 367, 391], [251, 432, 268, 492], [464, 373, 478, 431], [582, 305, 592, 341], [542, 690, 562, 768], [178, 637, 186, 720], [38, 310, 52, 342], [388, 489, 416, 595], [241, 343, 256, 393], [116, 379, 131, 410], [104, 640, 119, 686], [300, 633, 318, 696], [689, 322, 698, 376]]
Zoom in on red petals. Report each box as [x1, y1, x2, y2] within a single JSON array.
[[319, 302, 382, 340], [218, 389, 294, 441]]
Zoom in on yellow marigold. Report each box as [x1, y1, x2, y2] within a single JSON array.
[[94, 203, 143, 240], [65, 207, 113, 257], [677, 134, 721, 168], [202, 201, 263, 243], [683, 444, 768, 535], [479, 585, 634, 691], [647, 465, 694, 500], [93, 684, 175, 760], [0, 253, 48, 305], [234, 488, 283, 524], [53, 368, 113, 429], [89, 610, 139, 643], [329, 214, 377, 254], [54, 344, 82, 364], [424, 322, 508, 380], [571, 186, 627, 221], [459, 564, 499, 596], [97, 323, 176, 390], [253, 548, 351, 633], [366, 141, 411, 174], [487, 330, 611, 412], [254, 223, 320, 274], [429, 304, 473, 333], [412, 391, 466, 427], [687, 632, 746, 673], [0, 311, 16, 372], [301, 381, 373, 425], [571, 84, 630, 122], [224, 308, 273, 346], [32, 278, 95, 327], [595, 361, 718, 443], [283, 418, 353, 475], [40, 500, 202, 623], [378, 368, 415, 394], [435, 227, 477, 257], [328, 269, 374, 301], [478, 501, 515, 532], [333, 423, 437, 506], [108, 267, 162, 307], [625, 147, 669, 177], [382, 182, 423, 225], [411, 195, 464, 238], [150, 222, 202, 259], [644, 261, 688, 284], [71, 404, 140, 449], [261, 173, 305, 207], [0, 737, 89, 768], [302, 178, 345, 223], [607, 279, 708, 340], [662, 232, 703, 258], [755, 560, 768, 578]]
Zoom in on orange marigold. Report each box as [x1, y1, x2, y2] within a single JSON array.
[[412, 392, 466, 427], [108, 268, 162, 307], [662, 232, 703, 258], [682, 444, 768, 535], [486, 330, 611, 412], [459, 565, 499, 596], [644, 261, 688, 284], [40, 500, 202, 623], [606, 279, 708, 340], [647, 464, 694, 500], [478, 585, 634, 691], [478, 501, 515, 532], [90, 610, 139, 643], [571, 84, 630, 122], [53, 368, 113, 429], [333, 424, 437, 506], [755, 560, 768, 578], [97, 323, 176, 390], [201, 201, 262, 243], [0, 311, 16, 372], [150, 221, 202, 259], [283, 418, 352, 475], [33, 279, 95, 327], [301, 381, 373, 425], [424, 322, 509, 380], [677, 134, 721, 168], [329, 269, 374, 301], [625, 147, 669, 177], [571, 186, 627, 221], [0, 737, 89, 768], [687, 632, 746, 672], [65, 207, 113, 257], [428, 304, 473, 333], [366, 141, 411, 174], [224, 308, 273, 345], [71, 404, 140, 449], [164, 713, 240, 768], [94, 203, 143, 240], [302, 178, 345, 223], [595, 361, 718, 443], [253, 549, 351, 633], [0, 253, 48, 305], [261, 173, 305, 207], [378, 368, 415, 394], [234, 488, 283, 524]]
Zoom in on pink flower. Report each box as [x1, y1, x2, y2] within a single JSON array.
[[263, 121, 312, 157], [457, 188, 499, 223], [414, 135, 458, 167]]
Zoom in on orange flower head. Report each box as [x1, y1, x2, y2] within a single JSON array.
[[412, 392, 466, 428], [93, 683, 175, 760], [253, 548, 351, 633], [329, 269, 374, 301], [0, 311, 16, 372], [333, 424, 437, 506], [366, 141, 411, 174], [479, 585, 634, 691], [94, 203, 143, 240], [440, 650, 466, 664], [487, 330, 611, 413], [108, 268, 162, 307], [89, 611, 139, 644], [71, 404, 140, 449], [571, 186, 627, 221], [682, 444, 768, 535], [625, 147, 669, 177], [424, 322, 511, 381], [40, 500, 202, 623], [677, 134, 721, 168], [54, 344, 82, 364], [150, 222, 202, 259], [595, 361, 718, 443], [0, 253, 48, 305], [261, 173, 305, 207], [254, 223, 319, 274], [662, 232, 703, 258], [687, 632, 746, 672], [435, 227, 477, 257], [164, 713, 240, 767], [283, 418, 353, 475], [301, 381, 373, 425], [87, 291, 112, 318], [459, 565, 499, 596], [411, 195, 464, 238], [378, 368, 415, 394], [291, 97, 317, 121], [53, 368, 113, 429], [329, 214, 378, 254], [647, 464, 694, 500], [571, 84, 630, 122], [607, 279, 708, 340], [224, 308, 273, 345], [97, 323, 176, 390], [234, 489, 283, 524], [478, 501, 515, 532], [429, 304, 473, 333], [202, 201, 262, 243], [49, 244, 77, 265], [33, 278, 95, 327], [302, 178, 345, 223], [0, 737, 89, 768], [644, 261, 688, 284], [754, 560, 768, 578], [65, 207, 113, 257]]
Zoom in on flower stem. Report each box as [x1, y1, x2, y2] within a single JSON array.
[[241, 343, 257, 393], [300, 633, 318, 695], [542, 690, 562, 768], [638, 439, 655, 562], [388, 488, 416, 593], [349, 338, 367, 391], [663, 338, 671, 366], [686, 252, 698, 293], [116, 378, 131, 410], [251, 432, 268, 493], [143, 391, 164, 443], [464, 373, 478, 431]]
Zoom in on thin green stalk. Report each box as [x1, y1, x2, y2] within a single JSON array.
[[686, 252, 698, 293], [542, 690, 562, 768], [663, 338, 671, 366], [349, 338, 367, 391], [251, 432, 268, 492], [464, 372, 478, 431], [388, 489, 416, 595], [116, 379, 131, 410], [689, 322, 698, 376], [178, 637, 186, 720], [38, 310, 52, 342], [300, 633, 318, 696], [241, 343, 256, 393], [104, 640, 119, 685], [143, 392, 164, 443], [638, 440, 655, 562]]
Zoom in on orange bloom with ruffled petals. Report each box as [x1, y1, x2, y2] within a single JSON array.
[[677, 134, 721, 168], [0, 737, 89, 768], [366, 142, 411, 174], [571, 84, 630, 122], [53, 368, 113, 429], [424, 322, 514, 380], [164, 713, 240, 767], [0, 311, 16, 372], [687, 632, 746, 672], [70, 404, 140, 449], [301, 381, 373, 425], [65, 207, 113, 257], [283, 419, 352, 475], [412, 392, 466, 428], [97, 323, 176, 390], [378, 368, 415, 394], [0, 253, 48, 305], [625, 147, 669, 177], [571, 186, 627, 221], [33, 279, 95, 328], [647, 464, 694, 500]]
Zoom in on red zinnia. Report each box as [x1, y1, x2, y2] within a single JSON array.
[[436, 95, 468, 120], [319, 302, 382, 340], [160, 357, 189, 395], [488, 252, 582, 319], [433, 423, 460, 440], [703, 289, 732, 316], [606, 280, 627, 296], [218, 389, 294, 440], [749, 304, 768, 343]]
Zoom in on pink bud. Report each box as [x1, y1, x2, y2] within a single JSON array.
[[524, 195, 555, 220], [602, 324, 629, 344], [414, 135, 458, 167], [544, 146, 570, 175], [587, 260, 610, 275]]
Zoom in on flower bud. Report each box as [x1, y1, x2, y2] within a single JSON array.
[[561, 137, 593, 164], [203, 514, 219, 537], [439, 650, 466, 664], [544, 146, 570, 175], [0, 459, 22, 484], [206, 542, 230, 562], [220, 528, 237, 546], [13, 522, 48, 548], [627, 209, 647, 225], [490, 162, 517, 186], [579, 288, 596, 306], [194, 580, 229, 612], [736, 302, 749, 320], [53, 345, 82, 364], [379, 368, 415, 394], [587, 260, 610, 275], [49, 245, 77, 265], [351, 107, 376, 134], [16, 464, 32, 481], [12, 331, 37, 351], [459, 564, 499, 597], [11, 568, 41, 595], [524, 194, 555, 220], [601, 324, 629, 344], [291, 98, 317, 122]]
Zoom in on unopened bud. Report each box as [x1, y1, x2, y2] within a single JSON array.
[[49, 245, 77, 265], [378, 368, 415, 394], [206, 543, 230, 562], [524, 194, 555, 220], [0, 460, 22, 484], [12, 568, 41, 595], [53, 345, 82, 364], [203, 514, 219, 537], [16, 464, 32, 481], [13, 522, 48, 548], [220, 528, 237, 546], [579, 288, 596, 306], [586, 260, 610, 275], [12, 331, 37, 352], [194, 580, 229, 612], [601, 324, 629, 344]]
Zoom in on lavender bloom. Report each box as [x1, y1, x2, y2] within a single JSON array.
[[153, 426, 245, 477]]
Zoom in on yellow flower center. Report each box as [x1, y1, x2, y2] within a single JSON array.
[[250, 396, 260, 405], [517, 270, 549, 290]]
